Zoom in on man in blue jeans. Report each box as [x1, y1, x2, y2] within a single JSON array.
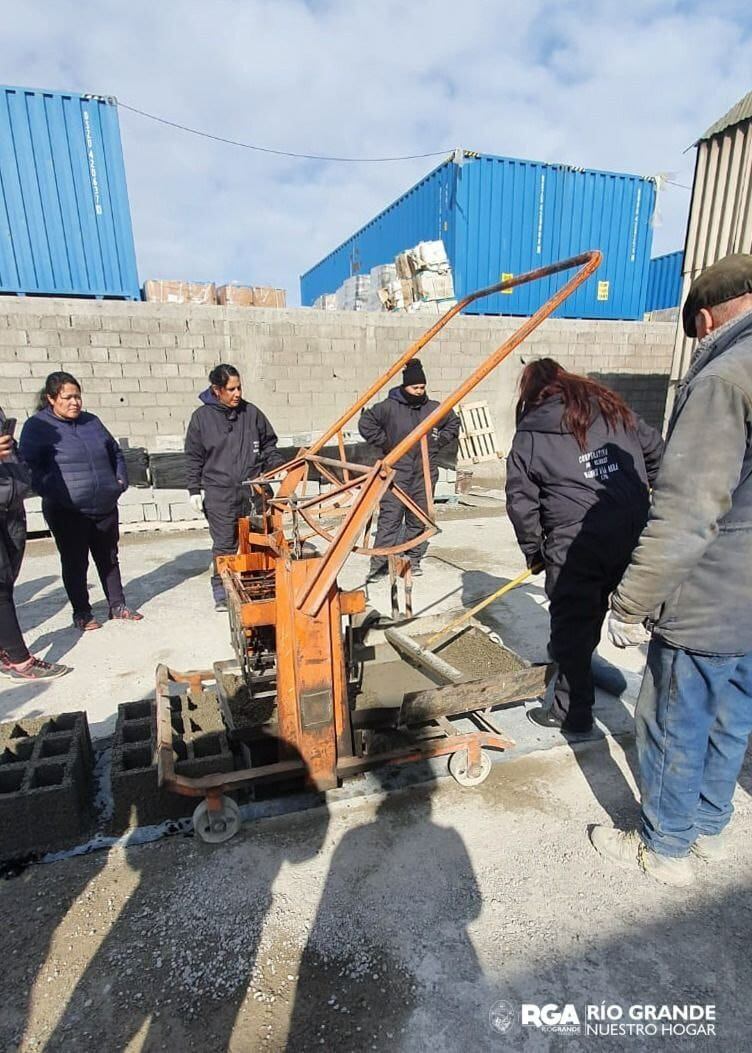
[[592, 253, 752, 887]]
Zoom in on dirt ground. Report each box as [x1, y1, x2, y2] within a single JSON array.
[[3, 739, 751, 1052], [2, 516, 749, 1051]]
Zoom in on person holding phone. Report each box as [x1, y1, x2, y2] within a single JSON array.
[[19, 372, 142, 631], [0, 409, 70, 680]]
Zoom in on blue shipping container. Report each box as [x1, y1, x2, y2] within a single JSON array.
[[645, 250, 683, 313], [301, 151, 656, 320], [0, 85, 139, 299]]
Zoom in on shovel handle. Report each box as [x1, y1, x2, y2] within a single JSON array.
[[425, 566, 535, 648]]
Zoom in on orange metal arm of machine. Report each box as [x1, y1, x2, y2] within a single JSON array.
[[246, 250, 602, 616]]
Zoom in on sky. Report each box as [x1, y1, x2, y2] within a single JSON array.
[[2, 0, 751, 304]]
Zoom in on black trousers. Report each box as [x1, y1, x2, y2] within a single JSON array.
[[44, 504, 125, 618], [545, 521, 642, 730], [0, 510, 29, 663], [370, 474, 435, 571], [203, 487, 252, 602]]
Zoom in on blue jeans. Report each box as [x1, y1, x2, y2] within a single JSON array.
[[637, 638, 752, 858]]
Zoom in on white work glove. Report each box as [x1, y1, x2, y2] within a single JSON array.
[[608, 612, 650, 649], [189, 492, 205, 515]]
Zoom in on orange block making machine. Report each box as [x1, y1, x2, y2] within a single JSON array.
[[156, 252, 601, 842]]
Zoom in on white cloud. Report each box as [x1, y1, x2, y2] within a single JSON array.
[[1, 0, 750, 302]]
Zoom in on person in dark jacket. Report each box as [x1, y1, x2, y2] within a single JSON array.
[[505, 358, 663, 734], [0, 409, 70, 680], [184, 364, 286, 611], [358, 358, 460, 578], [19, 372, 142, 632]]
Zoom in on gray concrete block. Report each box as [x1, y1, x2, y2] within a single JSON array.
[[0, 712, 94, 861], [110, 690, 232, 833]]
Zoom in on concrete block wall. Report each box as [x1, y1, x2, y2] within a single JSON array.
[[0, 299, 676, 459]]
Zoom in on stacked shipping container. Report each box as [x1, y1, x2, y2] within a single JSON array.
[[0, 85, 139, 300], [301, 151, 657, 320], [645, 250, 683, 313]]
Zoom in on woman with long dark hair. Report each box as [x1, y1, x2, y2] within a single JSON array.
[[505, 358, 663, 733], [184, 364, 285, 610], [19, 371, 142, 631]]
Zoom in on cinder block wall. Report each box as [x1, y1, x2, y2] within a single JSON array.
[[0, 300, 676, 454]]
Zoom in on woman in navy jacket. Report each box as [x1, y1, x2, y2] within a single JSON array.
[[20, 372, 142, 631]]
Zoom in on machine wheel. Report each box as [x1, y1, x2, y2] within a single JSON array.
[[449, 749, 491, 787], [192, 795, 241, 844]]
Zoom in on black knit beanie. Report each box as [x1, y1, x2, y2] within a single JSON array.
[[402, 359, 427, 386]]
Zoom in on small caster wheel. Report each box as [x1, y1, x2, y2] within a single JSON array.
[[192, 795, 241, 844], [449, 749, 491, 787]]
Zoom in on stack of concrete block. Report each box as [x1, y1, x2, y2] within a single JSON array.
[[0, 712, 94, 861], [110, 689, 233, 832]]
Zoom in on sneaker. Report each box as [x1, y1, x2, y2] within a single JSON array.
[[691, 829, 732, 863], [109, 606, 143, 622], [73, 614, 101, 631], [410, 562, 423, 577], [0, 656, 71, 681], [214, 599, 228, 613], [526, 704, 593, 735], [589, 826, 694, 887]]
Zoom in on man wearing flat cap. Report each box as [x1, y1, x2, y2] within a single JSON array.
[[358, 358, 459, 579], [589, 253, 752, 886]]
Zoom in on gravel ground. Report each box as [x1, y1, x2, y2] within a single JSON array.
[[2, 738, 750, 1052]]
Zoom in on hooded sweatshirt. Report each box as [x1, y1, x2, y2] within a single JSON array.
[[358, 386, 460, 479], [505, 395, 663, 566], [184, 389, 285, 494]]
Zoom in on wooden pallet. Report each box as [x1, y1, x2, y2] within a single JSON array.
[[457, 401, 502, 463]]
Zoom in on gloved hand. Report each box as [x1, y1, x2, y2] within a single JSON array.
[[608, 612, 650, 649], [189, 492, 205, 515]]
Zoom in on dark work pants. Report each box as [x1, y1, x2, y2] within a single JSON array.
[[0, 510, 30, 663], [546, 522, 641, 730], [204, 487, 251, 602], [44, 504, 125, 618], [371, 474, 435, 571]]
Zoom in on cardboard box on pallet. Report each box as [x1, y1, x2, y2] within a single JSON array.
[[143, 280, 217, 305], [216, 285, 287, 308]]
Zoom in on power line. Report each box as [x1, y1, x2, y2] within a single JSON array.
[[666, 179, 692, 190], [117, 101, 453, 163]]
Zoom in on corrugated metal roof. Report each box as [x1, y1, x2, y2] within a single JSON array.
[[699, 89, 752, 142]]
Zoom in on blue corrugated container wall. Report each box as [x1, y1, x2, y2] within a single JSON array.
[[645, 250, 683, 313], [301, 152, 656, 320], [0, 85, 140, 299]]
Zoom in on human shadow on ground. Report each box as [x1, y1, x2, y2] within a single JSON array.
[[286, 764, 486, 1051], [14, 550, 210, 674], [0, 851, 108, 1051], [458, 566, 642, 825], [39, 735, 329, 1052]]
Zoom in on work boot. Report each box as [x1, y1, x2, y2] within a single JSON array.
[[691, 829, 732, 864], [526, 704, 593, 736], [365, 563, 388, 584], [589, 826, 694, 887]]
